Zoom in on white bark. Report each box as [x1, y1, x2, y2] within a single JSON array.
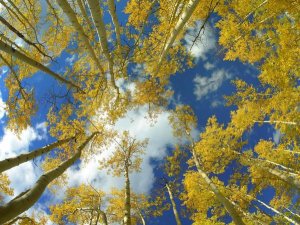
[[166, 183, 182, 225], [86, 0, 119, 92], [0, 15, 49, 58], [76, 0, 94, 33], [192, 149, 245, 225], [262, 166, 300, 190], [284, 207, 300, 220], [231, 150, 300, 189], [255, 198, 299, 225], [253, 120, 297, 125], [226, 197, 267, 225], [0, 39, 82, 92], [56, 0, 105, 75], [0, 137, 74, 173], [0, 133, 98, 224], [123, 166, 131, 225], [156, 0, 200, 73], [107, 0, 121, 48], [138, 210, 146, 225]]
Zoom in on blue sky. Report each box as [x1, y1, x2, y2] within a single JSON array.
[[0, 4, 282, 225]]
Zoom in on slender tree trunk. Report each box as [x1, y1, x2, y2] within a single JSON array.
[[232, 150, 300, 176], [261, 166, 300, 190], [123, 166, 131, 225], [138, 210, 146, 225], [56, 0, 105, 76], [0, 53, 27, 99], [253, 120, 297, 125], [254, 198, 299, 225], [165, 183, 182, 225], [76, 0, 94, 33], [240, 0, 268, 23], [90, 210, 94, 225], [0, 133, 97, 224], [100, 210, 108, 225], [0, 136, 74, 173], [284, 207, 300, 222], [232, 150, 300, 190], [156, 0, 200, 73], [86, 0, 119, 93], [191, 149, 245, 225], [0, 39, 82, 92], [226, 197, 267, 225], [0, 0, 27, 30], [107, 0, 121, 47], [0, 15, 49, 58], [0, 34, 26, 53]]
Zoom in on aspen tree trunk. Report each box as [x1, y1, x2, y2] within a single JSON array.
[[231, 150, 300, 176], [191, 149, 245, 225], [0, 53, 27, 99], [284, 207, 300, 222], [225, 197, 267, 225], [185, 130, 245, 225], [0, 133, 97, 224], [0, 34, 26, 53], [0, 0, 27, 29], [261, 166, 300, 190], [100, 210, 108, 225], [90, 210, 94, 225], [157, 0, 200, 72], [253, 120, 297, 125], [76, 0, 94, 33], [138, 211, 146, 225], [165, 183, 182, 225], [86, 0, 119, 92], [241, 0, 268, 23], [0, 136, 74, 173], [0, 40, 82, 92], [254, 198, 299, 225], [0, 15, 47, 57], [94, 212, 100, 225], [56, 0, 105, 75], [123, 166, 131, 225], [231, 150, 300, 190], [107, 0, 121, 47]]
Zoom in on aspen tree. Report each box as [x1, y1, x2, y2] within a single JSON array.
[[0, 132, 98, 224], [99, 131, 148, 225], [50, 184, 108, 225], [169, 106, 245, 225], [0, 136, 75, 173]]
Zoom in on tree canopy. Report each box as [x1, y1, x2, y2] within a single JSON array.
[[0, 0, 299, 224]]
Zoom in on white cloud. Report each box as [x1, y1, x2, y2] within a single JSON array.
[[193, 69, 232, 100], [211, 99, 224, 108], [184, 21, 216, 61], [273, 130, 282, 145], [65, 54, 76, 65], [204, 62, 215, 70], [0, 91, 6, 121], [67, 106, 177, 194]]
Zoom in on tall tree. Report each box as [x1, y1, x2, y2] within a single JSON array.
[[99, 131, 148, 225]]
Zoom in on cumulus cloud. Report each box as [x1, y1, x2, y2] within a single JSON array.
[[184, 21, 216, 61], [211, 99, 224, 108], [204, 62, 215, 70], [0, 91, 6, 121], [67, 106, 177, 194], [193, 69, 232, 100]]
